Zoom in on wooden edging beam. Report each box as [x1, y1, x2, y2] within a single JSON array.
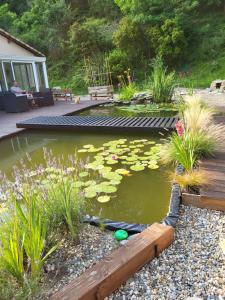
[[182, 193, 225, 212], [50, 223, 174, 300]]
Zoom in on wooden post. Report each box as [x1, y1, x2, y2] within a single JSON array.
[[50, 223, 174, 300]]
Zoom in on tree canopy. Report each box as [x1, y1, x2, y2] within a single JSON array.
[[1, 0, 225, 89]]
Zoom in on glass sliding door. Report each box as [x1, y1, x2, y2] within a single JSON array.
[[0, 63, 7, 91], [13, 63, 36, 91], [35, 63, 45, 89], [3, 62, 14, 90]]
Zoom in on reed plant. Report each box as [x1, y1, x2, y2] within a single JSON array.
[[150, 56, 176, 103], [41, 176, 86, 240]]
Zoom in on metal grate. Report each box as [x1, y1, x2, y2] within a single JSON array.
[[17, 116, 177, 131]]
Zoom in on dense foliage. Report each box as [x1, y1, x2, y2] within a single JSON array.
[[1, 0, 225, 91]]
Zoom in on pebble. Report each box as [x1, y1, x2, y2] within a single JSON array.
[[109, 206, 225, 300]]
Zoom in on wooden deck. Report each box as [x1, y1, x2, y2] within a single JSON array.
[[0, 99, 111, 140], [16, 115, 177, 131], [182, 116, 225, 211]]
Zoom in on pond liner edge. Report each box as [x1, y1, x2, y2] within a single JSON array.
[[83, 165, 183, 233]]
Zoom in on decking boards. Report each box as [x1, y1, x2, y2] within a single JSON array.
[[200, 152, 225, 202], [16, 115, 177, 131]]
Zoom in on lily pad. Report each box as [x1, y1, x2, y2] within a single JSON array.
[[106, 159, 118, 165], [97, 195, 111, 203], [110, 180, 121, 185], [84, 180, 96, 186], [101, 185, 117, 194], [148, 164, 159, 169], [83, 144, 94, 149], [78, 149, 88, 153], [115, 169, 130, 175], [102, 172, 122, 181], [85, 191, 97, 198], [79, 171, 89, 178], [130, 165, 145, 171], [74, 181, 85, 188]]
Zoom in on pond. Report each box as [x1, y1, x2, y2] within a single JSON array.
[[0, 130, 171, 224], [78, 103, 178, 118]]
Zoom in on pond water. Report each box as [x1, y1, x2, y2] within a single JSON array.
[[78, 103, 178, 118], [0, 130, 171, 224]]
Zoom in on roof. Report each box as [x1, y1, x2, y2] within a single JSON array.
[[0, 28, 45, 57]]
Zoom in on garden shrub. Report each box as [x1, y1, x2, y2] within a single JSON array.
[[149, 56, 176, 103]]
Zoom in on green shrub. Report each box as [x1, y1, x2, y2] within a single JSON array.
[[150, 56, 176, 103], [118, 84, 138, 102]]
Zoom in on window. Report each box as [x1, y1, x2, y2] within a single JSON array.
[[3, 62, 14, 90], [0, 63, 7, 91], [35, 62, 45, 89], [13, 63, 36, 91]]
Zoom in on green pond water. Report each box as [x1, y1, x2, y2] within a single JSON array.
[[0, 130, 171, 224], [78, 104, 178, 117]]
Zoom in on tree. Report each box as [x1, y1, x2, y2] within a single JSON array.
[[0, 4, 17, 31]]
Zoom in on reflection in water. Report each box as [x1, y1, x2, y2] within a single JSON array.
[[0, 130, 171, 224]]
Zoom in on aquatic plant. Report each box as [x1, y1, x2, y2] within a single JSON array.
[[116, 103, 178, 116], [150, 56, 176, 103]]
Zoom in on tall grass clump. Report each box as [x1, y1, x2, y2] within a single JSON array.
[[160, 95, 225, 191], [150, 56, 176, 103], [0, 150, 88, 298]]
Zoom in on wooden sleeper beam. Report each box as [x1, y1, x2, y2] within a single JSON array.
[[50, 223, 174, 300]]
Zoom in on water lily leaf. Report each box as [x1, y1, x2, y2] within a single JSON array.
[[97, 195, 111, 203], [126, 156, 138, 162], [84, 180, 96, 186], [83, 144, 94, 149], [102, 172, 122, 181], [79, 171, 89, 178], [148, 164, 159, 169], [146, 141, 156, 145], [85, 191, 97, 198], [78, 149, 88, 153], [101, 185, 117, 194], [99, 166, 112, 173], [110, 180, 121, 185], [106, 159, 118, 165], [130, 165, 145, 171], [122, 161, 134, 165], [74, 181, 85, 188], [115, 169, 130, 175], [144, 151, 152, 156], [87, 148, 101, 153]]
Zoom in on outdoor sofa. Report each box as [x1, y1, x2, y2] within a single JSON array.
[[0, 91, 29, 113]]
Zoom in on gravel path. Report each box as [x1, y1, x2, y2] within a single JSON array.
[[109, 206, 225, 300], [38, 224, 117, 299]]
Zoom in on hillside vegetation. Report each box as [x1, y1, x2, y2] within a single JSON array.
[[1, 0, 225, 92]]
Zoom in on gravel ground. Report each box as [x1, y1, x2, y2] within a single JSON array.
[[108, 206, 225, 300], [38, 224, 118, 299]]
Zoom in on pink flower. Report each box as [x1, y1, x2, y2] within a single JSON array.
[[112, 155, 118, 160], [175, 121, 184, 136]]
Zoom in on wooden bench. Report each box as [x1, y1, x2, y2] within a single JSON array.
[[88, 85, 114, 101]]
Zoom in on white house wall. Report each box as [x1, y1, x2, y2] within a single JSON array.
[[0, 35, 36, 57]]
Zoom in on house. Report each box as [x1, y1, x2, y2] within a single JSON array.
[[0, 28, 49, 92]]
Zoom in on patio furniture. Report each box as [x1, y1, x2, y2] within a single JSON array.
[[2, 92, 29, 113], [52, 87, 73, 101], [32, 88, 54, 106], [88, 85, 114, 101], [0, 92, 5, 110]]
